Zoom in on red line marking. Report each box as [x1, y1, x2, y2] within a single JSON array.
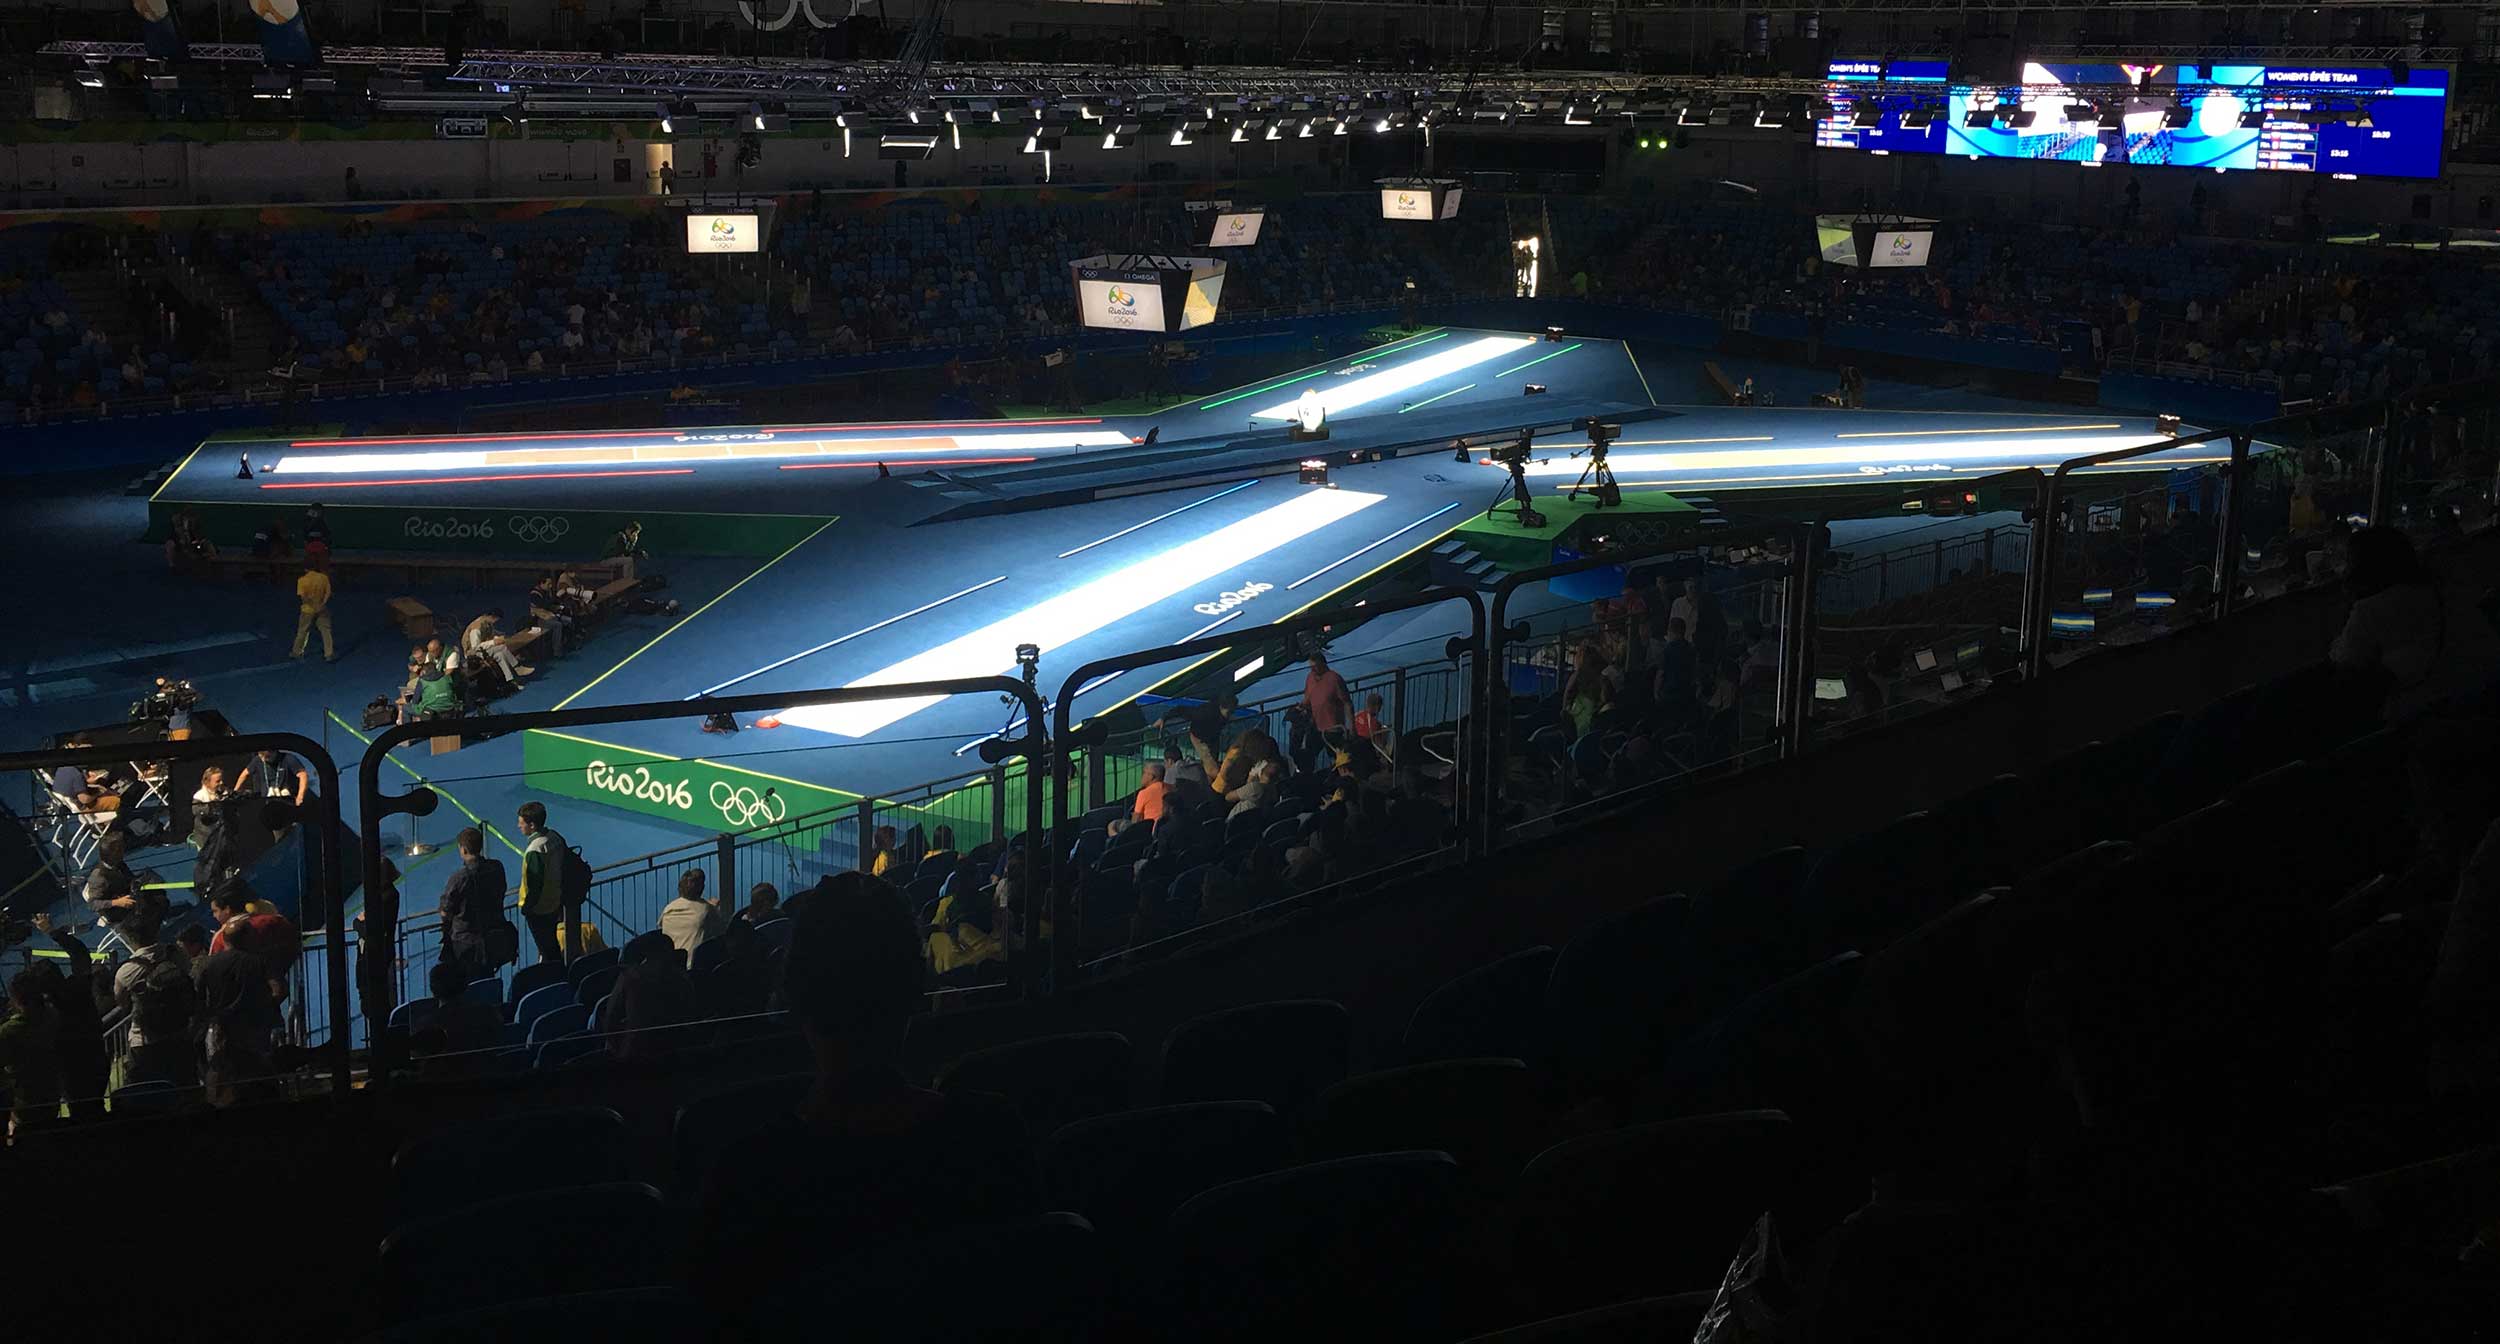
[[286, 418, 1103, 448], [257, 468, 697, 489], [778, 457, 1036, 471]]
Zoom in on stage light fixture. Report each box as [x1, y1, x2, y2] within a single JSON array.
[[2162, 101, 2192, 129], [2004, 107, 2037, 129], [2063, 102, 2100, 126], [1298, 120, 1314, 138], [1903, 104, 1936, 130], [879, 132, 941, 160], [1852, 101, 1883, 128], [1170, 118, 1206, 146], [1022, 126, 1065, 154], [1332, 118, 1349, 136], [657, 102, 673, 133], [1103, 121, 1140, 149], [76, 65, 107, 90], [1963, 106, 1993, 128]]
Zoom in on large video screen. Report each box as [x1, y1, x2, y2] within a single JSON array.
[[1381, 188, 1435, 220], [1075, 274, 1168, 332], [1207, 211, 1265, 247], [1867, 228, 1934, 268], [1936, 61, 2449, 178], [685, 213, 759, 254], [1815, 58, 1952, 154]]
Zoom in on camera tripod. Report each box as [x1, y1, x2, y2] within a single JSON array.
[[1565, 440, 1621, 508], [1484, 449, 1547, 530], [1482, 429, 1548, 529]]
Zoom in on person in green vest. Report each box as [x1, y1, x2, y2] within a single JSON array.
[[516, 800, 571, 965]]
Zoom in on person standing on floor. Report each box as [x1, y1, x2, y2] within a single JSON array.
[[516, 801, 570, 964], [290, 562, 336, 662]]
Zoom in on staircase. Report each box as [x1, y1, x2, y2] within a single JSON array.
[[172, 250, 281, 377], [1428, 537, 1501, 590]]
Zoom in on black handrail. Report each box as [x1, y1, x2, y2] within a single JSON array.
[[2024, 426, 2240, 679]]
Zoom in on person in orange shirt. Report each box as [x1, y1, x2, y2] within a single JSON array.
[[1130, 761, 1169, 827], [290, 564, 335, 662]]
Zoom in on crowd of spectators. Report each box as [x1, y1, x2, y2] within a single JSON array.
[[0, 229, 221, 416], [213, 212, 799, 386]]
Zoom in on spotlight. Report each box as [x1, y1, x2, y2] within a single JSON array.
[[1903, 104, 1937, 130], [1963, 106, 1994, 128], [1022, 126, 1065, 154], [1103, 121, 1140, 150], [2063, 102, 2100, 126], [2162, 101, 2192, 128], [1852, 102, 1883, 128], [2004, 107, 2037, 129]]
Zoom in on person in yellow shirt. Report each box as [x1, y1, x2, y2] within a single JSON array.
[[290, 564, 335, 662]]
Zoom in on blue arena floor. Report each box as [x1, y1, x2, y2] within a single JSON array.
[[8, 328, 2240, 937]]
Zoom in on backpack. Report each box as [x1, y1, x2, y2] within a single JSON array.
[[480, 917, 520, 969], [560, 845, 594, 912], [128, 946, 200, 1043]]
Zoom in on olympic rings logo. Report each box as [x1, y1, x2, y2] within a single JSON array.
[[507, 515, 573, 544], [710, 781, 787, 828]]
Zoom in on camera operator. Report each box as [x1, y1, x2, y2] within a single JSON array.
[[602, 519, 648, 584]]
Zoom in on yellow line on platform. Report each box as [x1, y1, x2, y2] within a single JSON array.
[[553, 515, 840, 712], [1624, 343, 1658, 407], [150, 440, 208, 505], [324, 709, 525, 859]]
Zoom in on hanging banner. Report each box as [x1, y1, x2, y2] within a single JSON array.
[[134, 0, 188, 60], [249, 0, 318, 67]]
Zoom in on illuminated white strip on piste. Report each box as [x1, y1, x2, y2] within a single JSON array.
[[1522, 432, 2175, 476], [267, 430, 1139, 475], [1250, 335, 1535, 421], [774, 488, 1386, 739]]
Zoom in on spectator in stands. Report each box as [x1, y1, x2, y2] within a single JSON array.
[[690, 871, 1035, 1308], [1159, 690, 1237, 770], [661, 868, 728, 959], [195, 913, 280, 1106], [1352, 691, 1389, 754], [437, 826, 511, 972], [930, 897, 1005, 980], [866, 824, 900, 878], [2329, 526, 2500, 720], [205, 884, 299, 1008], [1303, 650, 1355, 755], [289, 561, 334, 662], [114, 925, 198, 1089], [1227, 757, 1281, 820], [27, 915, 107, 1121], [420, 959, 503, 1058], [923, 825, 959, 871], [164, 509, 213, 572], [1672, 578, 1728, 667], [1162, 741, 1208, 791], [739, 882, 781, 925], [82, 832, 154, 937], [606, 931, 696, 1062], [515, 801, 569, 964], [0, 967, 62, 1132], [1130, 761, 1169, 827]]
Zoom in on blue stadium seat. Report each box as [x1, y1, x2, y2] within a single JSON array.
[[936, 1032, 1135, 1139], [511, 981, 573, 1035], [1517, 1112, 1801, 1312], [1159, 999, 1350, 1112], [390, 1105, 631, 1224], [526, 1003, 589, 1047], [1037, 1101, 1286, 1249], [376, 1183, 671, 1324]]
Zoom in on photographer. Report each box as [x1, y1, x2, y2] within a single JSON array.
[[602, 519, 647, 584]]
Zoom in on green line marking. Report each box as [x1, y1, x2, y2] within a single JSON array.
[[1398, 382, 1475, 414], [1196, 329, 1449, 411], [1492, 341, 1583, 379], [553, 515, 841, 712], [140, 882, 193, 891], [325, 709, 526, 859]]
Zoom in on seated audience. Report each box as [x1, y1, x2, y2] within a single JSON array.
[[738, 882, 781, 924], [659, 869, 727, 958], [689, 872, 1036, 1315], [606, 930, 697, 1062], [2329, 525, 2500, 720]]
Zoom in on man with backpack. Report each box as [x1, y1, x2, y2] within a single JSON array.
[[114, 924, 199, 1090], [516, 801, 588, 965], [438, 826, 516, 976]]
